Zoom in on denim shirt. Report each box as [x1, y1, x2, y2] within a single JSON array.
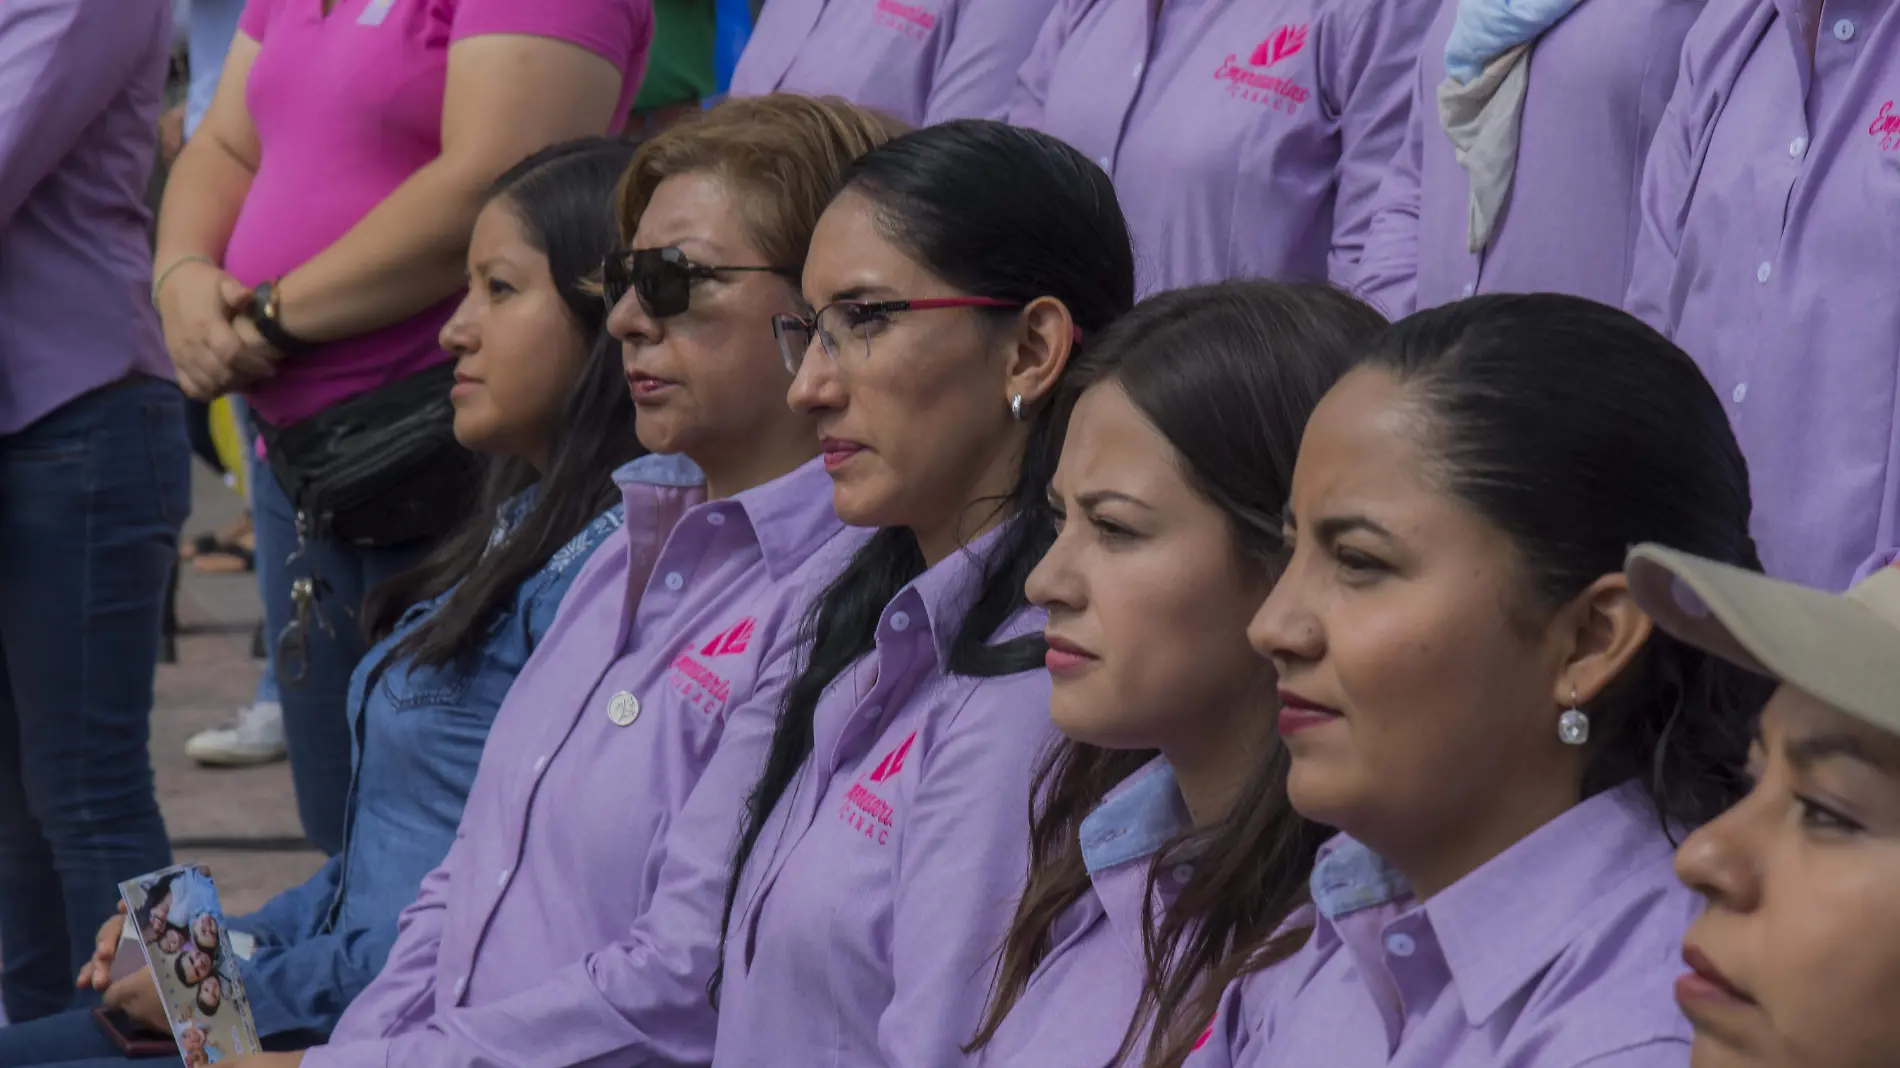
[[228, 485, 639, 1039]]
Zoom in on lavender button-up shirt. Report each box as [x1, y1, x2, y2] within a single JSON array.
[[1626, 0, 1900, 592], [1353, 0, 1702, 318], [712, 528, 1058, 1068], [1199, 782, 1696, 1068], [303, 456, 854, 1068], [728, 0, 1059, 126], [1011, 0, 1435, 296], [0, 0, 174, 436]]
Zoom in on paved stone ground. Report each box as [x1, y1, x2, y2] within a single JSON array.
[[158, 463, 328, 915]]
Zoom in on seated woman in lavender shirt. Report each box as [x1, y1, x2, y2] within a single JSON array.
[[1193, 295, 1772, 1068], [1628, 544, 1900, 1068], [0, 137, 642, 1068], [965, 282, 1386, 1068]]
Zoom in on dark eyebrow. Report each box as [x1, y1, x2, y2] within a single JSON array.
[[825, 284, 895, 304], [1313, 515, 1397, 544], [1076, 489, 1154, 512], [1786, 733, 1900, 776]]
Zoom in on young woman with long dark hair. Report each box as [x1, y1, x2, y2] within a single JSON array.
[[239, 95, 899, 1068], [6, 136, 639, 1068], [967, 282, 1386, 1068], [1203, 294, 1774, 1067], [708, 120, 1136, 1067]]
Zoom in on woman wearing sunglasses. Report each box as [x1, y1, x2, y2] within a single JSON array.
[[709, 119, 1136, 1068], [229, 95, 898, 1068]]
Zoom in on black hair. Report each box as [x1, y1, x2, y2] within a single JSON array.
[[1364, 293, 1772, 831], [712, 120, 1137, 1002], [361, 136, 645, 668]]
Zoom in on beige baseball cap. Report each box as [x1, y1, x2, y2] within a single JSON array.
[[1626, 544, 1900, 735]]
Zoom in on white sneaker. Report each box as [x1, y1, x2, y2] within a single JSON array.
[[185, 701, 287, 766]]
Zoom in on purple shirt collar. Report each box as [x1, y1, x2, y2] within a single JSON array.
[[1310, 780, 1674, 1027]]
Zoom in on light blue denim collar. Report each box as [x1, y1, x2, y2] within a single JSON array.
[[1309, 836, 1414, 919], [612, 452, 706, 488], [1079, 759, 1193, 875]]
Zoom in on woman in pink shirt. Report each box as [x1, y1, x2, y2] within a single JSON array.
[[149, 0, 652, 856]]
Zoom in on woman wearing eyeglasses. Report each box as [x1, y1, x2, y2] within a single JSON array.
[[226, 95, 900, 1068], [707, 119, 1135, 1068]]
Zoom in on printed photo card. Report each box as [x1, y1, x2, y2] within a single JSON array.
[[118, 864, 261, 1064]]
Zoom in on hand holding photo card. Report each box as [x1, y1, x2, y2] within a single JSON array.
[[118, 865, 261, 1059]]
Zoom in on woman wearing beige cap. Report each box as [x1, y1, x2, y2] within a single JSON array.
[[1631, 547, 1900, 1068]]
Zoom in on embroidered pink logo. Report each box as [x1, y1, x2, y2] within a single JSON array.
[[868, 731, 916, 783], [1213, 24, 1312, 113], [1250, 24, 1308, 68], [875, 0, 936, 41], [837, 732, 918, 845], [700, 617, 755, 657], [1870, 100, 1900, 151], [665, 619, 755, 716], [1192, 1025, 1214, 1052]]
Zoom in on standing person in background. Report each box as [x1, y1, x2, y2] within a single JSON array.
[[730, 0, 1059, 126], [173, 0, 290, 767], [632, 0, 718, 134], [151, 0, 654, 856], [1011, 0, 1435, 296], [1351, 0, 1702, 319], [0, 0, 188, 1025], [1625, 0, 1900, 594]]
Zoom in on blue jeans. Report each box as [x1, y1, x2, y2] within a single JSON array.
[[250, 464, 427, 856], [227, 398, 278, 708], [0, 1005, 178, 1066], [0, 378, 188, 1023]]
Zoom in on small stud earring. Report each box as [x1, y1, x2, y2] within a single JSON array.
[[1558, 687, 1590, 746], [1010, 393, 1025, 421]]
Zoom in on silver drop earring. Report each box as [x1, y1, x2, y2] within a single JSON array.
[[1010, 393, 1025, 421], [1558, 687, 1590, 746]]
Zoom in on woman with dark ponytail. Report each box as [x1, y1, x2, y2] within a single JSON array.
[[1203, 294, 1774, 1068], [710, 120, 1136, 1067], [967, 282, 1386, 1068]]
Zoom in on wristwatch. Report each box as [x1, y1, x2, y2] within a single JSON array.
[[247, 280, 317, 357]]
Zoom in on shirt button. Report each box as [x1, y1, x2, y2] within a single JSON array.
[[706, 512, 726, 527], [1097, 155, 1111, 170], [1834, 18, 1855, 41], [497, 869, 510, 888], [452, 976, 468, 999], [1756, 261, 1772, 284], [1732, 383, 1748, 404], [1132, 61, 1145, 78], [1172, 864, 1194, 884], [863, 704, 884, 720], [664, 571, 684, 591], [532, 755, 548, 774], [1461, 282, 1476, 298], [1385, 933, 1417, 958], [1788, 135, 1807, 158], [889, 611, 911, 632]]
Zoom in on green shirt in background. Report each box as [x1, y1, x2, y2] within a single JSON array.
[[632, 0, 717, 112]]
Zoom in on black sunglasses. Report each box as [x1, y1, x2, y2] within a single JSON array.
[[601, 246, 797, 319]]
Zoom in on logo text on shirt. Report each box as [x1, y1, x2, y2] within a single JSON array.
[[1214, 25, 1312, 113], [1871, 100, 1900, 151], [838, 731, 917, 845], [667, 621, 752, 716], [875, 0, 936, 41]]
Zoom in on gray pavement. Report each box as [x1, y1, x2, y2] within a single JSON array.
[[159, 463, 327, 915]]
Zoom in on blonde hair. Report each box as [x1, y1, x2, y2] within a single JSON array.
[[616, 94, 907, 268]]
